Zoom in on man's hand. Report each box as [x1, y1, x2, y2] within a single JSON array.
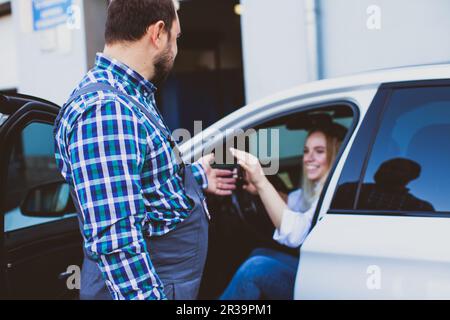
[[198, 154, 237, 196]]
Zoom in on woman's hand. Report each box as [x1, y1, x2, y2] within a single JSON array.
[[242, 175, 258, 195], [230, 148, 286, 229], [230, 148, 268, 192]]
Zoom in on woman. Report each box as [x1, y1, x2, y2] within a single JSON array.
[[220, 127, 343, 300]]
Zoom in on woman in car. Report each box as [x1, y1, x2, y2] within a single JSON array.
[[220, 126, 344, 300]]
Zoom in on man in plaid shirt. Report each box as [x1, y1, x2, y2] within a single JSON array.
[[54, 0, 236, 300]]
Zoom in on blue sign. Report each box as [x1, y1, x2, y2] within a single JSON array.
[[32, 0, 73, 31]]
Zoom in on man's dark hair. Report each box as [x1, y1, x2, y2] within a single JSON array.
[[105, 0, 176, 45]]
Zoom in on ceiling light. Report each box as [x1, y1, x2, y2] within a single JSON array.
[[234, 4, 243, 16]]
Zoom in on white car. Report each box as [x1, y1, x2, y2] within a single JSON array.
[[1, 64, 449, 299], [181, 63, 450, 299]]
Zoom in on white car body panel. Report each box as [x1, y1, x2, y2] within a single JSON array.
[[178, 64, 450, 299], [296, 215, 450, 299]]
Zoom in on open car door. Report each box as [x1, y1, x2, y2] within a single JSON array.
[[0, 93, 82, 299]]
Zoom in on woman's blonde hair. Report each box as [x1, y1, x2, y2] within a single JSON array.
[[300, 128, 343, 211]]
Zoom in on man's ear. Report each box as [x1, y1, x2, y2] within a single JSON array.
[[148, 21, 167, 49]]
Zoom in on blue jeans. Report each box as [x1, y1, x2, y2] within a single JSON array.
[[219, 248, 298, 300]]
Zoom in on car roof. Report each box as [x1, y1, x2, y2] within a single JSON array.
[[324, 63, 450, 89], [248, 63, 450, 110]]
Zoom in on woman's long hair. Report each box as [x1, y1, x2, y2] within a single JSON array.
[[300, 128, 343, 212]]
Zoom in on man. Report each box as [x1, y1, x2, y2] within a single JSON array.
[[54, 0, 236, 300]]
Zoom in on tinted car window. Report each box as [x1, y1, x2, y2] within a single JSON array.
[[356, 86, 450, 212], [4, 122, 75, 232]]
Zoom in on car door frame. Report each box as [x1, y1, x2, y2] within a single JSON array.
[[181, 88, 365, 163], [182, 87, 367, 235], [0, 96, 60, 298], [186, 88, 365, 298], [181, 86, 369, 231]]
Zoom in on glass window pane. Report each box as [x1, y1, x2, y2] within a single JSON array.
[[4, 122, 76, 232], [246, 106, 353, 191], [358, 86, 450, 212]]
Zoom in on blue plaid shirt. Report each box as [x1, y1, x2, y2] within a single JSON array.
[[54, 53, 208, 300]]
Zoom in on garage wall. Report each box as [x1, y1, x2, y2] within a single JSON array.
[[0, 14, 18, 90], [317, 0, 450, 78], [240, 0, 450, 103], [84, 0, 107, 68], [240, 0, 311, 103], [11, 0, 88, 105]]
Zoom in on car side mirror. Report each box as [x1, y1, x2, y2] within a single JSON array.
[[20, 181, 76, 218]]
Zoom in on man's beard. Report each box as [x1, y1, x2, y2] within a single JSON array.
[[152, 47, 174, 87]]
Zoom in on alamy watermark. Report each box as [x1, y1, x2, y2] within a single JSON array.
[[65, 265, 81, 290], [366, 265, 382, 290], [172, 121, 281, 175], [367, 5, 382, 30], [66, 5, 82, 30]]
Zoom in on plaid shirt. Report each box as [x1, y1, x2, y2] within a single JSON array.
[[54, 53, 208, 300]]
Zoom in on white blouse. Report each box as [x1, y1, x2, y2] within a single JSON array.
[[272, 189, 317, 248]]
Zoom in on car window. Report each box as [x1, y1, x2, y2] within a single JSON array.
[[243, 105, 354, 193], [356, 86, 450, 213], [4, 122, 76, 232], [248, 125, 306, 190]]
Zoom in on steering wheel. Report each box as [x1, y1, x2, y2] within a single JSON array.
[[231, 185, 258, 224], [230, 172, 289, 242]]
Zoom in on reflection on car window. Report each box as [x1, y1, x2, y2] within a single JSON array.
[[4, 122, 76, 232], [357, 86, 450, 212]]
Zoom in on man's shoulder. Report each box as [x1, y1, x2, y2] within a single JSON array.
[[62, 70, 155, 137], [66, 75, 138, 121]]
